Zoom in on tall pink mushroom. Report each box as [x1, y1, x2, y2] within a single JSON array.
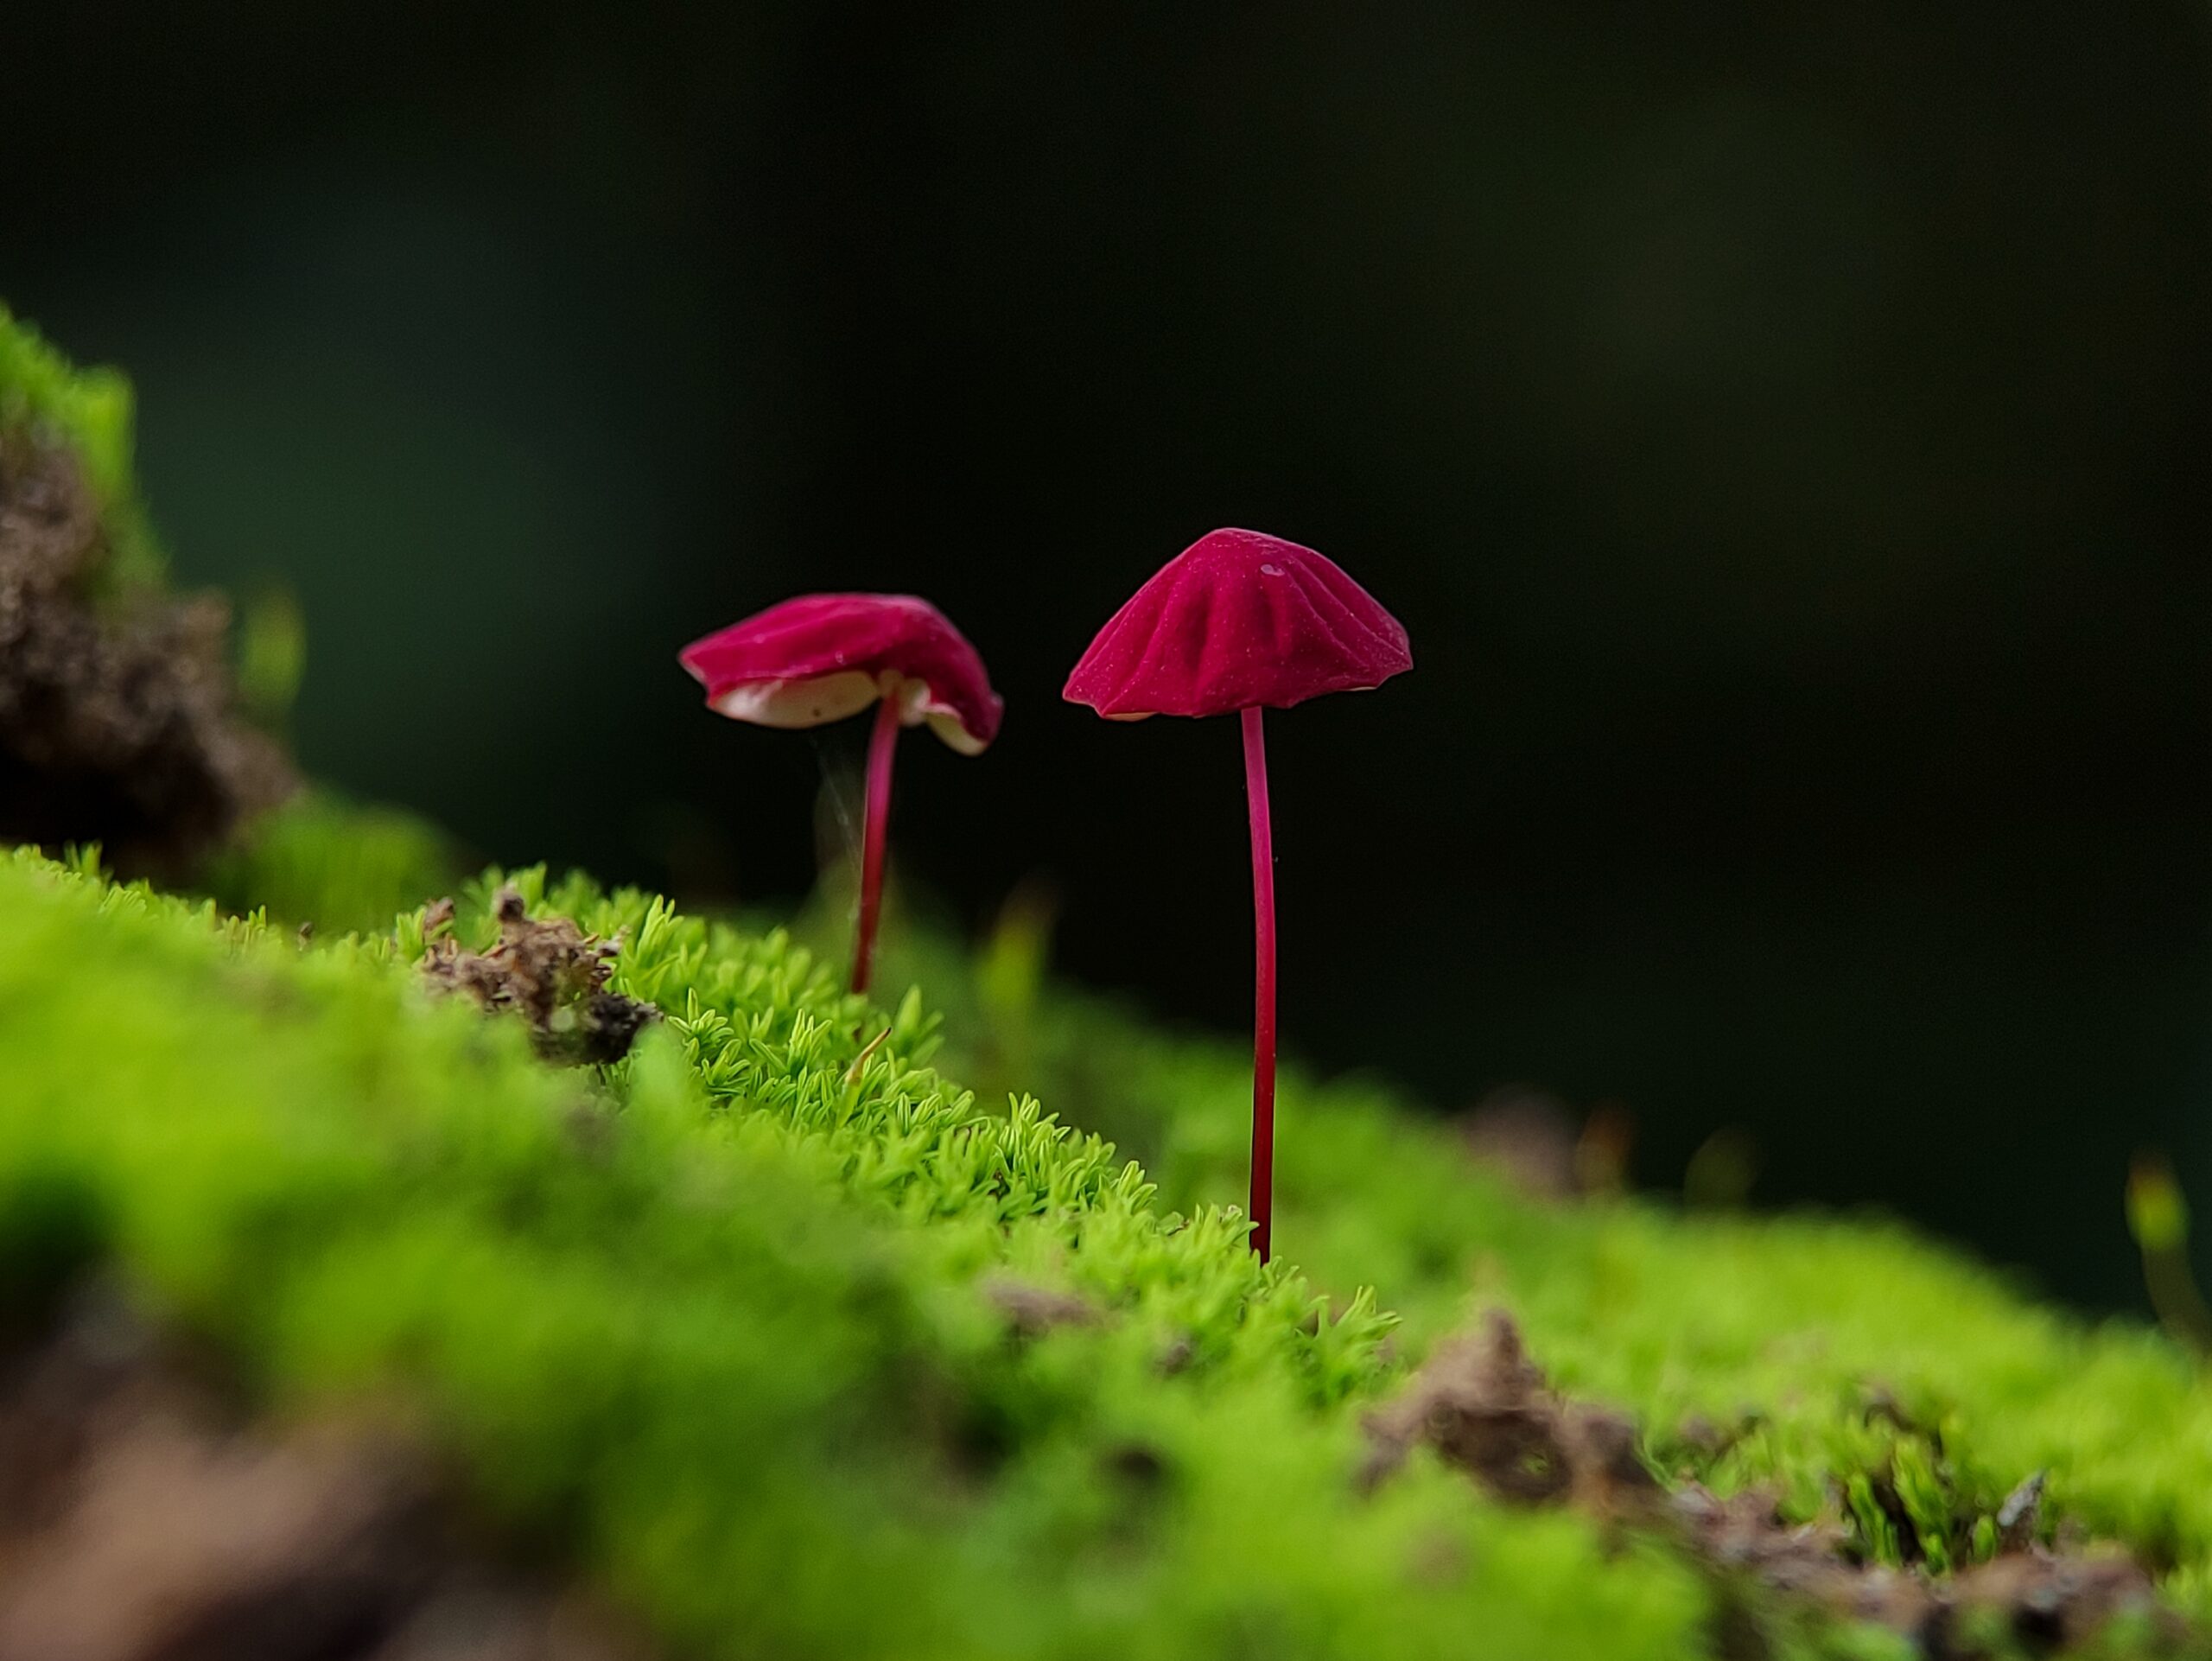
[[1065, 528, 1411, 1263], [681, 593, 1001, 996]]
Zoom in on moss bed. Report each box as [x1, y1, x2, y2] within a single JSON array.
[[7, 303, 2212, 1661]]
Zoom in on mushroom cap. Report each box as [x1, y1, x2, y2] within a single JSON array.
[[1063, 528, 1412, 721], [680, 592, 1002, 754]]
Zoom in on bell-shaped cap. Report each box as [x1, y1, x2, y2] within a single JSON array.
[[680, 592, 1002, 754], [1064, 528, 1411, 720]]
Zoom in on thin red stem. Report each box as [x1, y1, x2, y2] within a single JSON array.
[[852, 693, 901, 996], [1242, 705, 1277, 1263]]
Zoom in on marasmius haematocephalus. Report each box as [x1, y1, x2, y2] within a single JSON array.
[[1065, 528, 1411, 1263], [681, 593, 1001, 996]]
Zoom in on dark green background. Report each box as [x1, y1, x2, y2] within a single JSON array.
[[9, 3, 2212, 1311]]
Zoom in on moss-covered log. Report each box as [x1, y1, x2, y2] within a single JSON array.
[[8, 301, 2211, 1661]]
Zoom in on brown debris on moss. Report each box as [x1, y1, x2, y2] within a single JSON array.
[[419, 889, 656, 1067], [982, 1278, 1102, 1340], [1677, 1483, 2164, 1655], [1944, 1550, 2163, 1654], [1357, 1310, 1663, 1522], [1362, 1313, 2171, 1658], [0, 435, 294, 872], [1997, 1470, 2050, 1553], [0, 1292, 647, 1661]]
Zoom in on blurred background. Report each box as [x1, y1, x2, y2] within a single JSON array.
[[7, 2, 2211, 1313]]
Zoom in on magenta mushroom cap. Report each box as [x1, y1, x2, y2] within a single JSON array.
[[1063, 528, 1412, 720], [680, 592, 1003, 754]]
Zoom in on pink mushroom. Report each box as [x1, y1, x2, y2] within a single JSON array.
[[681, 593, 1002, 996], [1065, 528, 1411, 1263]]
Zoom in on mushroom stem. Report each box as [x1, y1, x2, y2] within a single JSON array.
[[1242, 704, 1278, 1263], [852, 691, 902, 996]]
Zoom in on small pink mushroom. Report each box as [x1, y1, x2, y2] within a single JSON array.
[[681, 593, 1001, 996], [1065, 528, 1411, 1263]]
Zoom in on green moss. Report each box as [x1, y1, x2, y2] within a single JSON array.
[[895, 918, 2212, 1606], [198, 790, 461, 937], [0, 850, 1713, 1660], [0, 303, 164, 591], [4, 830, 2212, 1658]]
